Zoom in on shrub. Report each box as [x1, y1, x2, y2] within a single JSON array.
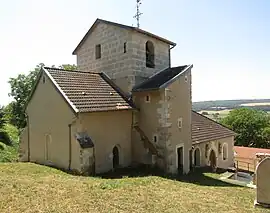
[[0, 141, 7, 150], [0, 124, 19, 162], [0, 145, 18, 162]]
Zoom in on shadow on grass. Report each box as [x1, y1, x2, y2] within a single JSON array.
[[97, 165, 241, 187]]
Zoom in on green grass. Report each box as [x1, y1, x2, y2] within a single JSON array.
[[0, 163, 268, 213]]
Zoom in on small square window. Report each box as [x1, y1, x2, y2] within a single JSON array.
[[95, 44, 101, 59], [177, 118, 183, 128], [153, 134, 158, 143], [124, 42, 127, 53], [145, 95, 150, 103], [42, 76, 46, 83], [185, 75, 188, 82]]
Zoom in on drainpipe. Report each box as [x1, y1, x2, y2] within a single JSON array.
[[92, 146, 96, 176], [26, 113, 30, 162], [68, 114, 79, 171], [68, 124, 72, 170], [169, 44, 176, 68]]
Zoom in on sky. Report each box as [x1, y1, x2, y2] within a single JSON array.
[[0, 0, 270, 104]]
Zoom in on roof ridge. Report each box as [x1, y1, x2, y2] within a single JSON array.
[[44, 66, 100, 75], [73, 18, 175, 55], [99, 72, 136, 109]]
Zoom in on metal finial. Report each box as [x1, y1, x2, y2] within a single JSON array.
[[133, 0, 143, 28]]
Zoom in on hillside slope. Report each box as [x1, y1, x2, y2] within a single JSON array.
[[0, 163, 266, 213]]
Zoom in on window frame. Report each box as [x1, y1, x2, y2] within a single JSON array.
[[95, 44, 101, 59], [153, 134, 158, 143], [177, 117, 183, 129], [145, 41, 155, 68], [124, 42, 127, 53], [145, 95, 151, 103], [222, 143, 228, 161]]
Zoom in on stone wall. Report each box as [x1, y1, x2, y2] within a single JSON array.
[[74, 22, 171, 93], [132, 90, 165, 165], [165, 69, 192, 174], [78, 110, 132, 174], [130, 32, 170, 79], [18, 127, 28, 162], [79, 148, 94, 175], [192, 136, 235, 169], [132, 67, 193, 174]]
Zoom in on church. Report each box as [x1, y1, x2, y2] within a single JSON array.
[[19, 18, 236, 175]]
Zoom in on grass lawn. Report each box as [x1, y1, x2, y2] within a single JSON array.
[[0, 163, 269, 213]]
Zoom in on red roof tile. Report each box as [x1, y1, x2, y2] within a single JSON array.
[[44, 67, 134, 113], [234, 146, 270, 160], [192, 111, 236, 144]]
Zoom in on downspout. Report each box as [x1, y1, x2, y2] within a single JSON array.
[[169, 44, 176, 68], [68, 124, 72, 170], [68, 114, 78, 171], [92, 145, 96, 176], [26, 114, 30, 162]]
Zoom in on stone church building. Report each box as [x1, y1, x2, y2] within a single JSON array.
[[19, 19, 236, 175]]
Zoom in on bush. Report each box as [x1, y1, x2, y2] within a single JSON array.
[[4, 124, 19, 145], [0, 141, 7, 150], [0, 145, 18, 162], [0, 124, 19, 162]]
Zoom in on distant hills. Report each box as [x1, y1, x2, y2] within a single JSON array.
[[192, 99, 270, 112]]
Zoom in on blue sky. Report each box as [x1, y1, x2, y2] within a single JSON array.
[[0, 0, 269, 104]]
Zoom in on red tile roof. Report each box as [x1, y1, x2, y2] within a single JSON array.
[[234, 146, 270, 160], [43, 67, 134, 113], [192, 111, 236, 144]]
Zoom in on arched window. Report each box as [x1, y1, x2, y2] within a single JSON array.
[[222, 143, 228, 161], [146, 41, 155, 68], [194, 148, 201, 166]]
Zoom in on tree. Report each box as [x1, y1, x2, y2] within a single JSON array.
[[220, 108, 270, 148], [8, 63, 77, 128], [0, 106, 6, 129], [60, 64, 77, 71], [201, 111, 209, 115]]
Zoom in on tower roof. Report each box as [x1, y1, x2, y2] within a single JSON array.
[[72, 18, 176, 55]]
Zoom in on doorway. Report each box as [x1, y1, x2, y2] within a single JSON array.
[[189, 149, 193, 171], [112, 146, 119, 169], [209, 150, 217, 171], [177, 146, 184, 174], [194, 148, 201, 167]]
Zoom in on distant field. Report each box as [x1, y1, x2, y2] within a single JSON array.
[[198, 109, 231, 121], [199, 109, 231, 115], [240, 102, 270, 107]]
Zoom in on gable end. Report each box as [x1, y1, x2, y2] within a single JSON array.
[[25, 67, 79, 115]]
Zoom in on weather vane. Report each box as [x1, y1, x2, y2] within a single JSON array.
[[134, 0, 143, 28]]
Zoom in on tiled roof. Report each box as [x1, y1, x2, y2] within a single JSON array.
[[73, 19, 176, 54], [192, 111, 236, 144], [44, 67, 134, 113], [234, 146, 270, 160], [132, 65, 191, 92]]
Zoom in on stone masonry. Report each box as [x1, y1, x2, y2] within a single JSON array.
[[156, 89, 173, 172], [74, 22, 170, 94]]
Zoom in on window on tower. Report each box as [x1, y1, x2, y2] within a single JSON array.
[[95, 44, 101, 59], [124, 42, 127, 53], [146, 41, 155, 68]]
